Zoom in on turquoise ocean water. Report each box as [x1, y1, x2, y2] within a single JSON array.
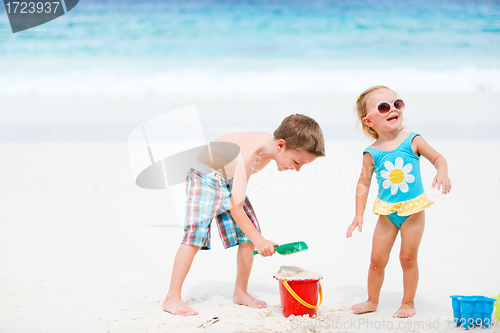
[[2, 0, 499, 62], [1, 0, 500, 93], [0, 0, 499, 140]]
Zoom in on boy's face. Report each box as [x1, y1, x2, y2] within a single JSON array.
[[276, 141, 317, 172]]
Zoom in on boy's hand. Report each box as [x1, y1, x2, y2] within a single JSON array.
[[432, 172, 451, 194], [255, 239, 278, 257], [346, 217, 363, 238]]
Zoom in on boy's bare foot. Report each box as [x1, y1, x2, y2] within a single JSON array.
[[352, 300, 378, 314], [393, 304, 416, 318], [162, 297, 198, 316], [233, 291, 267, 309]]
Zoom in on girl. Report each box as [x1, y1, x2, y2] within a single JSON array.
[[346, 85, 451, 318]]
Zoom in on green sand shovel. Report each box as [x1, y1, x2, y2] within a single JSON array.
[[253, 241, 308, 256]]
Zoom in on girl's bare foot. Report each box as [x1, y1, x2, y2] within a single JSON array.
[[393, 304, 416, 318], [352, 300, 378, 314], [233, 290, 267, 309], [162, 297, 198, 316]]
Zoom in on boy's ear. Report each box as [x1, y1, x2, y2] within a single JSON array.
[[276, 139, 286, 150], [362, 116, 373, 128]]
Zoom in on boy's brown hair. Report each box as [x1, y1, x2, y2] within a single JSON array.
[[355, 85, 401, 140], [273, 114, 326, 157]]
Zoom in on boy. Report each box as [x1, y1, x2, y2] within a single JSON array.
[[163, 114, 325, 316]]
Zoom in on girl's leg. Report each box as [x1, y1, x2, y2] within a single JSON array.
[[353, 215, 399, 314], [233, 242, 266, 308], [163, 244, 201, 316], [394, 210, 425, 318]]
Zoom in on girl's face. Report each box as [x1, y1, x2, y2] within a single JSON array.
[[362, 88, 403, 134]]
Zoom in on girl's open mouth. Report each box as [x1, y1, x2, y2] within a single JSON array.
[[387, 114, 398, 122]]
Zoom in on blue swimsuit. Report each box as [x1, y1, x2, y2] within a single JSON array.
[[364, 133, 433, 227]]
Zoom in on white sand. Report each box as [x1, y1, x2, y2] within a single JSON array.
[[1, 93, 499, 332], [275, 266, 322, 280]]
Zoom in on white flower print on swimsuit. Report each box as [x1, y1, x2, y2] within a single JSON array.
[[381, 157, 415, 195], [364, 133, 433, 217]]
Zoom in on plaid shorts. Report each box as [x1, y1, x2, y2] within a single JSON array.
[[181, 160, 261, 250]]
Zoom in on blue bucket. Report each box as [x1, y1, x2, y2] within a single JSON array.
[[450, 295, 496, 329]]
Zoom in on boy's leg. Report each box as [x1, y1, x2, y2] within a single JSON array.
[[164, 166, 218, 315], [163, 244, 201, 316], [394, 210, 425, 318], [215, 195, 265, 308], [353, 215, 399, 314], [233, 242, 266, 308]]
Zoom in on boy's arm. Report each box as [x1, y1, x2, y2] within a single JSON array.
[[230, 152, 278, 257], [346, 153, 374, 238], [413, 136, 451, 194]]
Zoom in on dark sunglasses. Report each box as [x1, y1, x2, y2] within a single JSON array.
[[367, 99, 405, 116]]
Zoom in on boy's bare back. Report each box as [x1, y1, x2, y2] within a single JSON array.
[[197, 132, 276, 179]]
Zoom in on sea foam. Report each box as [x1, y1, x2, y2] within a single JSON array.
[[1, 66, 499, 96]]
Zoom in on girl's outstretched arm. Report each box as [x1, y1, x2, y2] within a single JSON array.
[[347, 153, 374, 238], [412, 136, 452, 194]]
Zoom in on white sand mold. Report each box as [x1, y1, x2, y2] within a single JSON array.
[[274, 266, 322, 280]]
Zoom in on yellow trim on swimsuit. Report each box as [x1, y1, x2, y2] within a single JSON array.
[[373, 192, 434, 216]]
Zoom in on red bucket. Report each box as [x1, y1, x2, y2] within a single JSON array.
[[274, 276, 323, 317]]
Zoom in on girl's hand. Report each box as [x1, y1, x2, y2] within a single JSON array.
[[346, 217, 363, 238], [432, 172, 451, 194], [255, 239, 278, 257]]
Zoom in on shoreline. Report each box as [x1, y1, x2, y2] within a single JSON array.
[[1, 92, 499, 143]]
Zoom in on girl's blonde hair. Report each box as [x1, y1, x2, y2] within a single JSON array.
[[355, 85, 401, 140]]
